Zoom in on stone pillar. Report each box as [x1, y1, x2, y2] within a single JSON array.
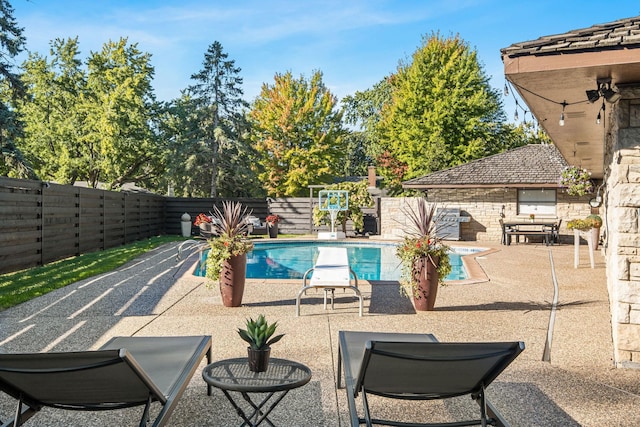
[[606, 93, 640, 368]]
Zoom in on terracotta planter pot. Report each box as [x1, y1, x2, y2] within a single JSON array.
[[412, 256, 439, 311], [219, 254, 247, 307], [268, 223, 278, 238], [591, 227, 601, 250], [247, 347, 271, 372]]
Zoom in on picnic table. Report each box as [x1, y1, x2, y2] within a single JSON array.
[[502, 220, 559, 246]]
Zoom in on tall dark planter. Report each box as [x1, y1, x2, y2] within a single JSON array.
[[412, 256, 439, 311], [219, 254, 247, 307], [268, 223, 278, 238]]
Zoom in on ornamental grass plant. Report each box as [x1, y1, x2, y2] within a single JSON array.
[[205, 201, 254, 282]]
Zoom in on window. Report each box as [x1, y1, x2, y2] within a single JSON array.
[[518, 189, 556, 216]]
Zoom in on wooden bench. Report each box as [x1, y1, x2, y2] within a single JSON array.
[[505, 229, 552, 246]]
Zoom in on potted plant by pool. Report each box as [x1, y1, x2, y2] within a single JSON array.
[[266, 214, 280, 238], [238, 314, 285, 372], [587, 214, 603, 249], [396, 199, 451, 311], [206, 201, 254, 307]]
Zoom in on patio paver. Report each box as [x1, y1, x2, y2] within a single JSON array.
[[0, 240, 639, 426]]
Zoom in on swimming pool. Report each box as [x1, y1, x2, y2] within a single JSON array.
[[193, 241, 476, 281]]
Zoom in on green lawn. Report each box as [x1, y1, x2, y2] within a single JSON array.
[[0, 233, 310, 311], [0, 235, 183, 311]]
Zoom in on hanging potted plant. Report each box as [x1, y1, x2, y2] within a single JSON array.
[[560, 166, 594, 196], [396, 199, 451, 311], [266, 214, 280, 238], [237, 314, 285, 372], [206, 201, 254, 307]]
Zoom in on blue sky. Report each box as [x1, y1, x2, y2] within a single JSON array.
[[11, 0, 640, 121]]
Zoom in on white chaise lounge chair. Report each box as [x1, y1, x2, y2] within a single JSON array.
[[295, 247, 363, 316]]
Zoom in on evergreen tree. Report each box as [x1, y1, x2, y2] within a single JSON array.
[[156, 95, 209, 197], [186, 41, 249, 197], [0, 0, 31, 178]]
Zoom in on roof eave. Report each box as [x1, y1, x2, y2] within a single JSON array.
[[402, 183, 561, 189]]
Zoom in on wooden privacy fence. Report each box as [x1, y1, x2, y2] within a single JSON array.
[[1, 177, 380, 274], [165, 197, 269, 236], [166, 197, 379, 236], [268, 197, 379, 236], [0, 177, 165, 274]]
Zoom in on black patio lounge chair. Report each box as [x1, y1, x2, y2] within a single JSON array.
[[0, 335, 212, 427], [337, 331, 524, 427]]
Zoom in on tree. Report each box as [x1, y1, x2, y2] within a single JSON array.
[[0, 0, 32, 178], [17, 37, 162, 189], [377, 33, 505, 193], [156, 95, 210, 197], [84, 38, 161, 189], [498, 121, 552, 150], [341, 77, 393, 178], [341, 132, 371, 176], [250, 70, 345, 196], [18, 38, 87, 183], [186, 41, 249, 197], [342, 77, 391, 159]]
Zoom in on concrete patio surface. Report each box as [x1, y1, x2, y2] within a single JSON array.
[[1, 239, 639, 426]]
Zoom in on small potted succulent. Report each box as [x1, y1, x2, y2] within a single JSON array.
[[265, 214, 280, 238], [238, 314, 285, 372]]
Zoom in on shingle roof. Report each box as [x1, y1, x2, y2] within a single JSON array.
[[402, 144, 568, 188], [501, 16, 640, 58]]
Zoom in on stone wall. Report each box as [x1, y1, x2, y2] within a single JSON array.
[[379, 191, 591, 243], [606, 93, 640, 368]]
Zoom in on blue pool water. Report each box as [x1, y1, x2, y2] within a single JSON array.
[[194, 241, 477, 281]]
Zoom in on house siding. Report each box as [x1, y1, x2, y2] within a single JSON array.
[[379, 191, 591, 244]]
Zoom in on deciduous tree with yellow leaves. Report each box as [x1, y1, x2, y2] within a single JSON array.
[[249, 70, 345, 196]]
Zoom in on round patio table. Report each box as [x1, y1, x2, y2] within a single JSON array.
[[202, 357, 312, 426]]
